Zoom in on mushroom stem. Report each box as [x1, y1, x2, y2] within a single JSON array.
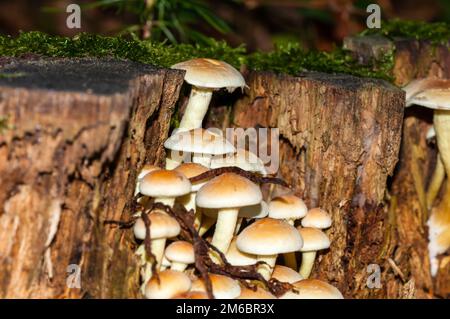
[[179, 86, 213, 130], [257, 255, 277, 280], [155, 197, 175, 207], [170, 262, 188, 272], [299, 251, 317, 279], [199, 215, 216, 236], [152, 238, 167, 270], [165, 154, 182, 169], [192, 152, 212, 168], [234, 217, 243, 235], [211, 208, 239, 254], [283, 253, 297, 270], [426, 153, 445, 209], [434, 110, 450, 186], [179, 192, 202, 230]]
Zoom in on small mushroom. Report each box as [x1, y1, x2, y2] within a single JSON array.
[[164, 241, 195, 272], [196, 173, 262, 255], [164, 128, 235, 169], [210, 148, 267, 175], [191, 273, 241, 299], [280, 279, 343, 299], [225, 237, 257, 266], [174, 163, 209, 230], [297, 227, 330, 279], [171, 58, 246, 131], [271, 265, 304, 284], [134, 164, 161, 197], [145, 270, 191, 299], [139, 169, 191, 207], [235, 200, 269, 235], [301, 207, 332, 229], [237, 218, 303, 280]]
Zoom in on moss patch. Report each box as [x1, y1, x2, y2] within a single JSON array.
[[0, 31, 394, 81], [361, 19, 450, 46]]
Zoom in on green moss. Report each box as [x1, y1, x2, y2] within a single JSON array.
[[361, 19, 450, 46], [0, 116, 9, 134], [0, 30, 396, 81]]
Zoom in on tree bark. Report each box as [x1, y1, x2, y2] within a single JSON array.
[[0, 57, 184, 298], [219, 71, 405, 298], [345, 36, 450, 298]]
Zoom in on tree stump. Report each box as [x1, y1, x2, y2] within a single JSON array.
[[345, 36, 450, 298], [0, 57, 184, 298], [209, 71, 404, 298]]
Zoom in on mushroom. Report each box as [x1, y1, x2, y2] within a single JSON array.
[[139, 169, 191, 207], [236, 218, 303, 280], [280, 279, 343, 299], [196, 173, 262, 255], [297, 227, 330, 278], [225, 237, 257, 266], [403, 78, 450, 276], [164, 241, 195, 272], [271, 265, 304, 284], [268, 194, 308, 269], [301, 207, 332, 229], [210, 148, 267, 175], [133, 211, 180, 278], [145, 270, 191, 299], [174, 162, 209, 230], [237, 286, 276, 299], [134, 164, 160, 197], [191, 273, 241, 299], [171, 58, 246, 131], [164, 128, 235, 169]]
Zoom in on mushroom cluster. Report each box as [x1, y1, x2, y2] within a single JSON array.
[[130, 58, 343, 299]]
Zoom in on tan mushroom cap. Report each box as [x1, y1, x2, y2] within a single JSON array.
[[139, 169, 191, 198], [269, 194, 308, 220], [280, 279, 344, 299], [236, 218, 303, 255], [238, 201, 269, 219], [145, 270, 191, 299], [301, 208, 332, 229], [133, 211, 181, 240], [210, 149, 267, 175], [174, 162, 209, 191], [171, 58, 246, 91], [164, 128, 236, 155], [196, 173, 262, 209], [225, 237, 257, 266], [403, 78, 450, 109], [191, 274, 241, 299], [237, 286, 276, 299], [137, 164, 161, 179], [165, 241, 195, 265], [271, 265, 304, 284], [297, 227, 330, 252]]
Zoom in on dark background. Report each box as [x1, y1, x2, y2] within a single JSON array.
[[0, 0, 449, 52]]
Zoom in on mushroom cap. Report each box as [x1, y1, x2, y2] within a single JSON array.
[[171, 58, 246, 91], [403, 78, 450, 110], [165, 241, 195, 265], [210, 149, 267, 175], [301, 208, 332, 229], [237, 286, 276, 299], [145, 270, 191, 299], [280, 279, 344, 299], [139, 169, 191, 198], [268, 194, 308, 220], [133, 211, 181, 240], [137, 164, 160, 180], [174, 162, 209, 191], [225, 237, 257, 266], [236, 218, 303, 255], [238, 201, 269, 219], [191, 274, 241, 299], [271, 265, 304, 283], [164, 128, 236, 155], [196, 173, 262, 209], [297, 227, 330, 252]]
